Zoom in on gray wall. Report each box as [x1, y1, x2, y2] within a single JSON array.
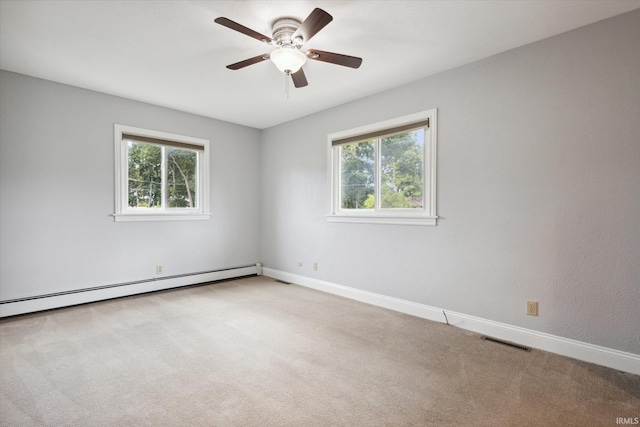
[[260, 11, 640, 354], [0, 71, 262, 300]]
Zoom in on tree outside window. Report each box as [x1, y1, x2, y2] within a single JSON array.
[[340, 130, 425, 210], [328, 109, 437, 225], [127, 142, 198, 209], [114, 124, 210, 222]]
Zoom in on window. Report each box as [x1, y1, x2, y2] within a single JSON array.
[[327, 109, 437, 225], [114, 124, 210, 222]]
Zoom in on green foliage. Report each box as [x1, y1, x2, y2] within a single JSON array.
[[380, 132, 424, 208], [363, 194, 375, 209], [340, 141, 375, 209], [340, 131, 424, 210], [167, 148, 197, 208], [128, 142, 161, 208], [127, 142, 197, 209]]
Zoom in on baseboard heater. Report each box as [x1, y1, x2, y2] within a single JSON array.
[[0, 263, 261, 318]]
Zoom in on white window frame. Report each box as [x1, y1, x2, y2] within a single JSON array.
[[114, 124, 211, 222], [327, 109, 437, 226]]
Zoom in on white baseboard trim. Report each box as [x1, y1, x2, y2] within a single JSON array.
[[262, 268, 640, 375], [0, 265, 258, 318]]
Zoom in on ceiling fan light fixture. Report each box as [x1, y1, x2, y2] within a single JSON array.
[[215, 8, 362, 89], [270, 46, 307, 74]]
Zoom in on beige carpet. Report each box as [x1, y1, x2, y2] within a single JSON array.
[[1, 276, 638, 426]]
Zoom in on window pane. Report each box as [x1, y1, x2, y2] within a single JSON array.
[[380, 130, 424, 209], [166, 148, 198, 208], [128, 142, 162, 208], [341, 141, 375, 209]]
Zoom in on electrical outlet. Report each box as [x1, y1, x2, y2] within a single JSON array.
[[156, 265, 163, 275], [313, 262, 318, 271], [527, 300, 538, 316]]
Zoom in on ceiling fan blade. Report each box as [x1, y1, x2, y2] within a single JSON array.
[[226, 54, 270, 70], [306, 49, 362, 69], [291, 68, 308, 88], [214, 17, 274, 44], [292, 8, 333, 44]]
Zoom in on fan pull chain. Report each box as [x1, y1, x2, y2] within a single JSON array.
[[285, 73, 290, 99]]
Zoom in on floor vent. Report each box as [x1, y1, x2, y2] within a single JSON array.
[[481, 336, 531, 352]]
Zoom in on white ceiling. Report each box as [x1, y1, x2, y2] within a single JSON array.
[[1, 1, 638, 129]]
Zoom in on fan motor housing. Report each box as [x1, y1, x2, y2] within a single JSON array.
[[272, 18, 301, 46]]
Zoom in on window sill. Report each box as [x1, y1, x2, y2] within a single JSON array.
[[326, 214, 437, 226], [113, 212, 211, 222]]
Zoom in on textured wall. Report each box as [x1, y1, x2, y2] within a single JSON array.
[[260, 11, 640, 354], [0, 71, 262, 300]]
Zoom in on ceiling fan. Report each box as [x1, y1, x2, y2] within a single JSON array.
[[214, 8, 362, 89]]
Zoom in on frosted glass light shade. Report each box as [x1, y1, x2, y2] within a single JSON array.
[[270, 47, 306, 74]]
